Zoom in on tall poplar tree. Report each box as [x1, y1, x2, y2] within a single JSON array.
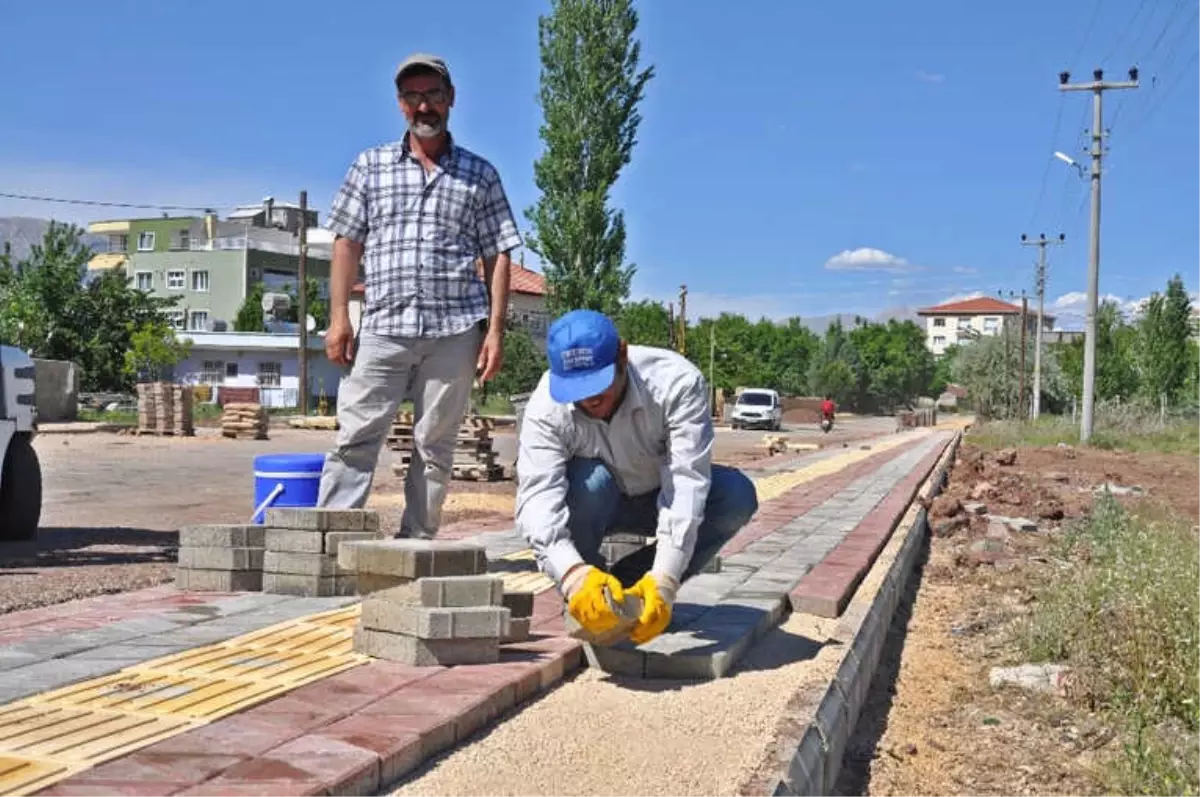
[[525, 0, 654, 317]]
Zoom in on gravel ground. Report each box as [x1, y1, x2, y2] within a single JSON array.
[[393, 612, 844, 797]]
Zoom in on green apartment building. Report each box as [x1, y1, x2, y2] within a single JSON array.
[[88, 201, 330, 332]]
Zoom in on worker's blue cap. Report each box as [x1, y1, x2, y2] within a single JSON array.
[[546, 309, 620, 403]]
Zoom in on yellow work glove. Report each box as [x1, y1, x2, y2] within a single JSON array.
[[563, 566, 627, 636], [627, 571, 680, 645]]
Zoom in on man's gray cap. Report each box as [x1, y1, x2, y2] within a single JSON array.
[[394, 53, 452, 89]]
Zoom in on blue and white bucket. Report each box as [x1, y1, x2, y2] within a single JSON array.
[[251, 452, 326, 523]]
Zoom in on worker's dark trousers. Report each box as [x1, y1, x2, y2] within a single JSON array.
[[563, 458, 759, 586]]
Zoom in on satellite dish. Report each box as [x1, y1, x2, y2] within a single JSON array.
[[305, 314, 316, 332]]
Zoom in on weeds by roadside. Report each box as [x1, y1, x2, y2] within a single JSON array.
[[970, 402, 1199, 456], [1023, 494, 1200, 795]]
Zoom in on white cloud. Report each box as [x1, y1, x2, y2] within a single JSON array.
[[952, 265, 979, 275], [917, 70, 945, 83], [937, 291, 986, 305], [824, 247, 912, 273], [1051, 291, 1146, 330]]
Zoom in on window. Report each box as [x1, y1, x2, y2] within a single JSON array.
[[134, 271, 154, 291], [189, 310, 209, 331], [191, 269, 210, 292], [983, 317, 1000, 331], [932, 317, 945, 327], [166, 270, 185, 290], [737, 392, 773, 406], [165, 310, 185, 330], [257, 361, 282, 387], [956, 318, 971, 329], [201, 360, 224, 384], [933, 335, 946, 346], [178, 229, 190, 251], [108, 234, 128, 253], [137, 231, 156, 251], [225, 362, 239, 378]]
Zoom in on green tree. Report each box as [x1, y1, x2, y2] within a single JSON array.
[[235, 282, 266, 332], [930, 343, 960, 397], [0, 222, 180, 391], [524, 0, 654, 317], [490, 323, 548, 399], [848, 319, 935, 412], [124, 318, 192, 383], [808, 320, 867, 408], [1135, 274, 1193, 405], [1057, 299, 1139, 402], [954, 327, 1068, 419], [616, 299, 672, 347]]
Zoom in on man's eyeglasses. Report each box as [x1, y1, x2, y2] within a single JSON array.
[[400, 88, 448, 107]]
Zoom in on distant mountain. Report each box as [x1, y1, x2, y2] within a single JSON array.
[[0, 216, 106, 264], [798, 305, 921, 334]]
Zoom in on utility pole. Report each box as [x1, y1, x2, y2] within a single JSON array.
[[1021, 233, 1065, 420], [708, 323, 716, 415], [1059, 67, 1138, 442], [1019, 291, 1028, 419], [297, 190, 309, 416], [668, 303, 676, 350], [678, 284, 688, 356]]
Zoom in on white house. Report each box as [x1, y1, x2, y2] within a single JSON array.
[[174, 331, 346, 408], [917, 297, 1055, 357]]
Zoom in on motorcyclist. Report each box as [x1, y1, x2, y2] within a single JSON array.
[[820, 395, 836, 432]]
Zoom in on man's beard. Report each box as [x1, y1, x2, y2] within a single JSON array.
[[410, 112, 444, 139]]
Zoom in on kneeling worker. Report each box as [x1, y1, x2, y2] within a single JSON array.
[[515, 309, 759, 645]]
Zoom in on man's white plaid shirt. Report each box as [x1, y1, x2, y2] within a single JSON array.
[[325, 134, 523, 339]]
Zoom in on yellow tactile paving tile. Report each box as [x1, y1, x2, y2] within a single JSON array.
[[752, 428, 932, 503], [0, 607, 366, 796], [0, 754, 77, 797]]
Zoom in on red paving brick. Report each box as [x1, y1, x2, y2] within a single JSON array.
[[40, 780, 200, 796], [788, 434, 950, 618], [209, 735, 380, 796]]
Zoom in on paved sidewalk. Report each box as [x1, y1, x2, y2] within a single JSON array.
[[0, 428, 952, 797]]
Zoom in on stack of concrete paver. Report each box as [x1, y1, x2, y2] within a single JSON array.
[[136, 382, 195, 436], [261, 508, 380, 597], [501, 590, 534, 643], [221, 402, 269, 440], [175, 524, 265, 592], [340, 538, 523, 665], [388, 412, 505, 481]]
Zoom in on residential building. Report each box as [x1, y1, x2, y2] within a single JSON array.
[[85, 214, 205, 272], [89, 204, 332, 334], [917, 296, 1054, 357], [172, 331, 345, 409]]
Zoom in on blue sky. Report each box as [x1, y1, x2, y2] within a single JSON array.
[[1, 0, 1195, 328]]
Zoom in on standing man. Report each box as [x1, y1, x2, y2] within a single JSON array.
[[515, 310, 759, 645], [318, 53, 522, 539]]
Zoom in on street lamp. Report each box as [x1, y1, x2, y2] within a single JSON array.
[[1053, 151, 1086, 179]]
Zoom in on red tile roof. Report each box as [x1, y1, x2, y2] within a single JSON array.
[[918, 296, 1025, 316], [348, 259, 545, 298], [474, 259, 546, 296]]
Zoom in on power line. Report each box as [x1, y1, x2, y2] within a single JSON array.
[[1101, 0, 1151, 66], [1029, 95, 1067, 227], [1070, 0, 1106, 66], [1121, 49, 1199, 136], [0, 190, 228, 213]]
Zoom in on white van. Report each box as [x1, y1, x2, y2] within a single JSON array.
[[730, 388, 782, 431]]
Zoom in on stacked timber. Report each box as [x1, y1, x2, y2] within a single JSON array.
[[388, 412, 505, 481]]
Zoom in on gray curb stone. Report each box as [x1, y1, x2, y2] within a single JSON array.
[[761, 429, 962, 796]]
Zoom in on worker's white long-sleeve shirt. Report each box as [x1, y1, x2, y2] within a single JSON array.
[[514, 345, 714, 586]]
